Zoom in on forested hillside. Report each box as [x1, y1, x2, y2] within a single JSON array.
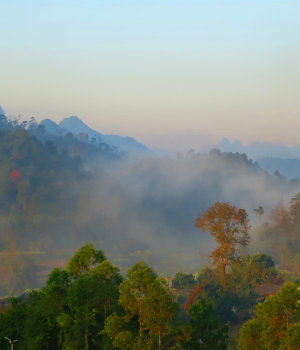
[[0, 113, 125, 169]]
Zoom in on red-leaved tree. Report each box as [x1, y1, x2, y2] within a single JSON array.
[[9, 169, 22, 181]]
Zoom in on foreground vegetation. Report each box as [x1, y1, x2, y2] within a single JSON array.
[[0, 242, 299, 349], [1, 199, 300, 349]]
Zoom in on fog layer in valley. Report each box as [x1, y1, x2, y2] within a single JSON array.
[[0, 123, 299, 295], [75, 150, 298, 263]]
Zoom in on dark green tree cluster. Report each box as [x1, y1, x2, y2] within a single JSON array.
[[180, 298, 228, 350], [105, 261, 179, 350], [183, 254, 285, 325], [172, 273, 196, 290], [0, 243, 121, 349], [0, 244, 230, 350]]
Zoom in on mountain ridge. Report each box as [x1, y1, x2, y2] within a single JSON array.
[[39, 116, 154, 158]]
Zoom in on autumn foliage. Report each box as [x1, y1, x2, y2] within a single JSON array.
[[195, 202, 250, 275], [184, 202, 252, 315], [9, 169, 21, 181], [184, 284, 204, 311]]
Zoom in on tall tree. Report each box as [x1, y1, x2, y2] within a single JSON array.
[[144, 277, 178, 349], [253, 206, 264, 224], [90, 261, 123, 324], [195, 202, 250, 276], [106, 261, 178, 350], [119, 261, 157, 337]]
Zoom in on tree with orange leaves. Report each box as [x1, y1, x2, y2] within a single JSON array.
[[9, 169, 21, 181], [195, 202, 251, 277]]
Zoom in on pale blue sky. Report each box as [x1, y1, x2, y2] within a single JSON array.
[[1, 0, 300, 150]]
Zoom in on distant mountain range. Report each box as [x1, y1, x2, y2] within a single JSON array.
[[256, 157, 300, 180], [39, 116, 154, 158], [202, 137, 300, 161]]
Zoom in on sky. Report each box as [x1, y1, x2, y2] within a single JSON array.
[[1, 0, 300, 152]]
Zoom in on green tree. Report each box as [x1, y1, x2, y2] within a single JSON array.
[[144, 277, 178, 349], [65, 242, 106, 279], [90, 260, 123, 323], [239, 253, 283, 286], [106, 261, 178, 350], [180, 298, 229, 350], [238, 282, 300, 350], [64, 261, 123, 350], [172, 272, 196, 290], [279, 323, 300, 350], [119, 261, 157, 337]]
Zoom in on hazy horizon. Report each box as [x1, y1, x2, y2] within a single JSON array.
[[1, 0, 300, 151]]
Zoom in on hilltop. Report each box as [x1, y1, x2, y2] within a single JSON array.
[[40, 116, 154, 159]]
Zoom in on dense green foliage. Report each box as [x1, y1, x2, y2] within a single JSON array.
[[2, 244, 297, 350], [183, 253, 285, 325], [180, 298, 229, 350], [172, 273, 196, 290], [237, 282, 300, 350], [0, 244, 228, 350], [0, 244, 122, 349]]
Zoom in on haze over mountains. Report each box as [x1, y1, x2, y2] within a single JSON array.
[[40, 116, 154, 159], [38, 114, 300, 163], [202, 137, 300, 161], [1, 105, 300, 180]]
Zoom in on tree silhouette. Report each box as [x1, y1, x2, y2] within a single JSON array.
[[253, 206, 264, 224]]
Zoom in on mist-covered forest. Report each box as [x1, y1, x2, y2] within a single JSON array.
[[1, 115, 300, 349]]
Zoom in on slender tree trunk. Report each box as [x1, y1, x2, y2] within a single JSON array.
[[139, 290, 142, 337], [105, 295, 107, 324], [139, 305, 142, 336], [280, 247, 284, 267], [159, 329, 161, 350], [85, 303, 88, 350]]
